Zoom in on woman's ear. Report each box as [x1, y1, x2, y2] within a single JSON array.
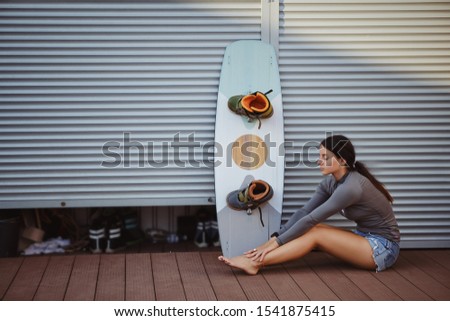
[[338, 158, 348, 167]]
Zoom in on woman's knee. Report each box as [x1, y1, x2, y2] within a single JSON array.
[[303, 225, 328, 245], [309, 224, 331, 235], [293, 224, 338, 246], [315, 223, 339, 230], [307, 224, 344, 248]]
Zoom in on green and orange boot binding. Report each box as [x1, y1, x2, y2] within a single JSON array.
[[228, 90, 273, 129], [226, 180, 274, 227]]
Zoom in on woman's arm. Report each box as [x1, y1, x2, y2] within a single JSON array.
[[277, 180, 330, 236], [276, 181, 362, 245]]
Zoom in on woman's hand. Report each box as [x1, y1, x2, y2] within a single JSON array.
[[244, 237, 279, 262]]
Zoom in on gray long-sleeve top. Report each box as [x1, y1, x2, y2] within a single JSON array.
[[276, 170, 400, 245]]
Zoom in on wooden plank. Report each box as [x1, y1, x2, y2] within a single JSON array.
[[262, 265, 309, 300], [176, 252, 217, 300], [423, 250, 450, 271], [34, 255, 74, 300], [95, 254, 126, 301], [392, 255, 450, 300], [234, 268, 278, 301], [304, 252, 370, 301], [283, 258, 339, 301], [324, 255, 402, 301], [372, 266, 431, 300], [152, 252, 186, 300], [339, 268, 402, 301], [0, 257, 23, 300], [200, 252, 247, 301], [125, 253, 155, 301], [3, 256, 49, 300], [65, 254, 100, 301], [401, 250, 450, 288]]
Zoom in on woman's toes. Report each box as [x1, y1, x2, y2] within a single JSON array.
[[218, 256, 231, 265]]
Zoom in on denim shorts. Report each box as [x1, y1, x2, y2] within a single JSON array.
[[354, 230, 400, 272]]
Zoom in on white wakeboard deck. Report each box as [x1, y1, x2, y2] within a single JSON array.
[[214, 40, 284, 257]]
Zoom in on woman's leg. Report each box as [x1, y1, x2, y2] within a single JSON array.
[[219, 224, 376, 275]]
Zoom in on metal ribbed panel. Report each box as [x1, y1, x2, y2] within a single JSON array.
[[0, 0, 261, 208], [279, 0, 450, 247]]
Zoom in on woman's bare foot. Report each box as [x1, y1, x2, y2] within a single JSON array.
[[218, 255, 262, 275]]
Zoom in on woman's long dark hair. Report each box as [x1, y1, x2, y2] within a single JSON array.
[[320, 135, 394, 203]]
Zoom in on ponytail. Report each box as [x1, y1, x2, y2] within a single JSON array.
[[354, 161, 394, 203]]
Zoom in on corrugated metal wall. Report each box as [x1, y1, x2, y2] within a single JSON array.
[[1, 0, 449, 247], [0, 0, 261, 208], [279, 0, 450, 247]]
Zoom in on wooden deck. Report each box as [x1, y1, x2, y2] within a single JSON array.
[[1, 246, 449, 301]]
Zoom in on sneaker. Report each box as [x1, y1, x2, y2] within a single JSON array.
[[194, 221, 208, 248], [105, 216, 125, 253], [226, 180, 273, 214], [89, 209, 107, 253], [89, 226, 106, 253], [207, 220, 220, 247], [105, 225, 124, 253], [228, 90, 273, 129], [204, 221, 211, 244]]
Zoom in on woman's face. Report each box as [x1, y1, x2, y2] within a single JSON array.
[[318, 145, 346, 176]]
